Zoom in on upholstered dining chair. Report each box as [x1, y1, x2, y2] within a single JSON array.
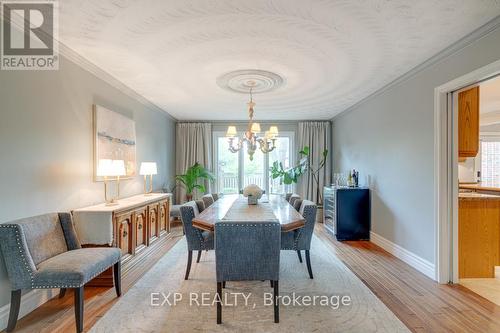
[[281, 200, 317, 279], [180, 201, 214, 280], [292, 198, 303, 212], [211, 193, 219, 201], [285, 193, 293, 202], [215, 220, 281, 324], [289, 194, 301, 207], [202, 194, 215, 208], [0, 213, 121, 333]]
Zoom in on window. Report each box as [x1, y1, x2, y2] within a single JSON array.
[[481, 139, 500, 182], [214, 131, 294, 195]]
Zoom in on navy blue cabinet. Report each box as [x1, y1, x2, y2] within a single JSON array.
[[323, 186, 370, 241]]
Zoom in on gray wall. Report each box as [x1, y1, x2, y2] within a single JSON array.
[[331, 25, 500, 264], [0, 56, 175, 309]]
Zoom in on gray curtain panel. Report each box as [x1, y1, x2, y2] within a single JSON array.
[[175, 123, 212, 204], [297, 121, 331, 205]]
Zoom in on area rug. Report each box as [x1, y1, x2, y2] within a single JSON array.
[[90, 235, 409, 332]]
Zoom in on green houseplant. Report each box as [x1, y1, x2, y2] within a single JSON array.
[[175, 162, 215, 201], [270, 146, 328, 205]]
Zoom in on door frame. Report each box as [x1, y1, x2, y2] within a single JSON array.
[[435, 59, 500, 283]]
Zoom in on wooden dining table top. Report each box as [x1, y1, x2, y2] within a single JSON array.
[[192, 194, 305, 232]]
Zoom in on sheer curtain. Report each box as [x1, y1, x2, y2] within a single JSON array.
[[297, 121, 331, 204], [175, 123, 212, 203]]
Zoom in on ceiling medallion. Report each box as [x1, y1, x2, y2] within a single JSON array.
[[216, 69, 285, 94]]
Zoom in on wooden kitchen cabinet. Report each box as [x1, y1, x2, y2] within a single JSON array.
[[458, 86, 479, 158], [459, 196, 500, 278]]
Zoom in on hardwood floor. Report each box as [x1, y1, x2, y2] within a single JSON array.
[[2, 224, 184, 333], [4, 222, 500, 333], [315, 224, 500, 333]]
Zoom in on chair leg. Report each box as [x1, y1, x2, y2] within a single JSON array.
[[270, 280, 274, 288], [297, 250, 303, 263], [273, 281, 279, 323], [74, 287, 84, 333], [196, 250, 202, 263], [6, 289, 21, 333], [222, 281, 226, 288], [217, 282, 222, 324], [113, 261, 122, 297], [305, 250, 313, 279], [59, 288, 67, 299], [185, 250, 193, 280]]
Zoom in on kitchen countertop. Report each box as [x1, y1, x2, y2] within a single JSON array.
[[459, 181, 500, 193], [459, 192, 500, 200]]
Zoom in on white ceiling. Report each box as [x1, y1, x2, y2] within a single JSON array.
[[59, 0, 500, 120]]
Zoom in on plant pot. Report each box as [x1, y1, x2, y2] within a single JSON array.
[[316, 206, 323, 223], [248, 195, 258, 205], [186, 194, 193, 202]]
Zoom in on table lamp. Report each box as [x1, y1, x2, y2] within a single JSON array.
[[97, 159, 126, 205], [139, 162, 157, 195]]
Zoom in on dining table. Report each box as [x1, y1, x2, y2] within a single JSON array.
[[192, 194, 305, 232]]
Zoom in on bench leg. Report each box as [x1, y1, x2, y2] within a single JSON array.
[[74, 287, 84, 333], [6, 289, 21, 332], [59, 288, 66, 299], [113, 261, 122, 297]]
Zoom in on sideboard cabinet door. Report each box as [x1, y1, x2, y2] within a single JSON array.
[[134, 207, 148, 252], [114, 212, 133, 259], [148, 204, 160, 244], [159, 200, 169, 234]]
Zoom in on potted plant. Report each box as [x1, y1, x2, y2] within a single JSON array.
[[175, 162, 215, 202], [270, 146, 328, 221]]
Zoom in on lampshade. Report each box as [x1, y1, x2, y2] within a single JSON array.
[[269, 126, 279, 137], [250, 122, 261, 133], [96, 159, 113, 177], [226, 126, 237, 137], [110, 160, 126, 177], [140, 162, 157, 175]]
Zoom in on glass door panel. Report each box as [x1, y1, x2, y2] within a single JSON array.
[[217, 137, 239, 194], [243, 148, 265, 190], [269, 137, 292, 194]]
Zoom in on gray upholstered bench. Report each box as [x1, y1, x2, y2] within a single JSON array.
[[170, 204, 181, 220], [0, 212, 122, 333]]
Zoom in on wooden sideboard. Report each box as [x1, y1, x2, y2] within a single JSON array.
[[73, 193, 171, 285]]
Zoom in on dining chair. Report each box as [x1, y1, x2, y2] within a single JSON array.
[[202, 194, 215, 208], [285, 193, 293, 202], [215, 220, 281, 324], [292, 198, 303, 212], [180, 201, 214, 280], [281, 200, 317, 279], [289, 194, 301, 207], [211, 193, 219, 201]]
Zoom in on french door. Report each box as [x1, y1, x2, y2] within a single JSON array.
[[214, 131, 294, 195]]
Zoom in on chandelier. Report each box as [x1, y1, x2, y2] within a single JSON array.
[[226, 87, 279, 160]]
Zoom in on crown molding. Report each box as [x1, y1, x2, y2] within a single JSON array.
[[332, 15, 500, 121], [58, 43, 177, 121]]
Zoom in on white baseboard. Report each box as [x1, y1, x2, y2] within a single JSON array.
[[0, 289, 57, 331], [370, 231, 436, 280]]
